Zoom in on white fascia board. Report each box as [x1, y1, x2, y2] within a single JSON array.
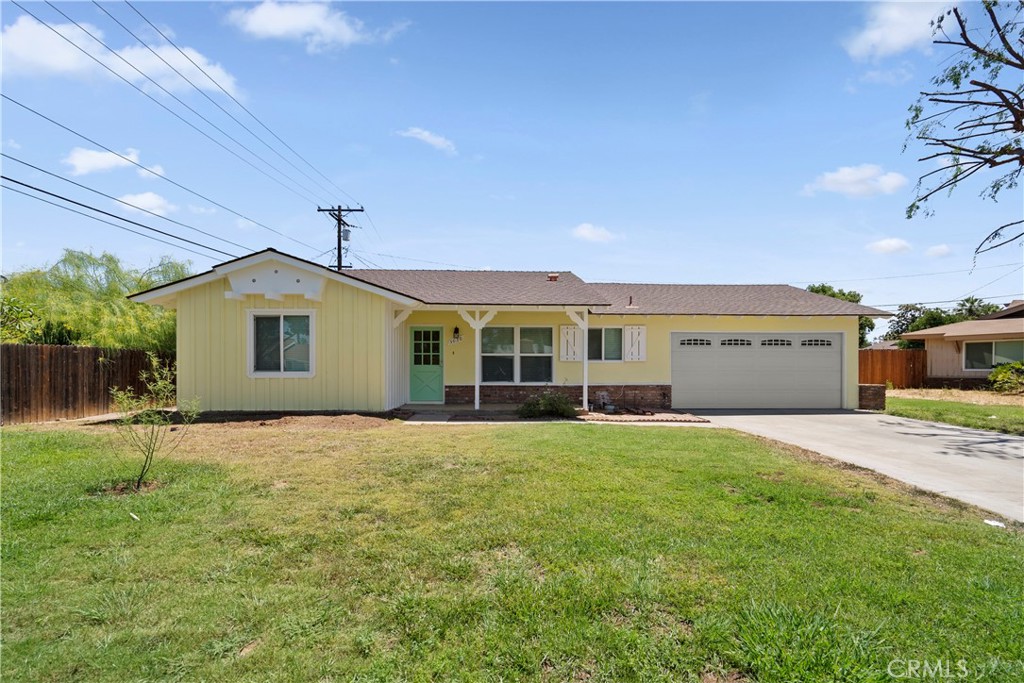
[[128, 252, 420, 308], [416, 304, 599, 312]]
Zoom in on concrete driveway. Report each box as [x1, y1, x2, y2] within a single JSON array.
[[697, 411, 1024, 522]]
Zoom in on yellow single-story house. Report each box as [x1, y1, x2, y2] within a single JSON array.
[[129, 249, 890, 412], [902, 300, 1024, 388]]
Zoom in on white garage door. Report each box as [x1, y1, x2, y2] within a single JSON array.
[[671, 332, 843, 409]]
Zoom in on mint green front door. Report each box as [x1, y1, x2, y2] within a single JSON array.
[[410, 327, 444, 402]]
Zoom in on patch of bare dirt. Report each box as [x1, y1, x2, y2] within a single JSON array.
[[190, 413, 398, 432], [701, 671, 749, 683], [238, 639, 261, 658], [889, 388, 1024, 407], [99, 480, 162, 495]]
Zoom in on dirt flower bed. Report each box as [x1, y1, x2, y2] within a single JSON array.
[[888, 388, 1024, 407]]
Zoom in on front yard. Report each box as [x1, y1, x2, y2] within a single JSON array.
[[886, 390, 1024, 435], [3, 418, 1022, 682]]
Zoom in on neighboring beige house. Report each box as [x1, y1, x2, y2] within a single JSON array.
[[129, 248, 890, 412], [902, 300, 1024, 388]]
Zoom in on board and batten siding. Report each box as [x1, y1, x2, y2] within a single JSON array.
[[924, 339, 991, 379], [176, 277, 389, 412]]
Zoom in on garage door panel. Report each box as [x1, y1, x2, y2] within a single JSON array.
[[671, 332, 842, 409]]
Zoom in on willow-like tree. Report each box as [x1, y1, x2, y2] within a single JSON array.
[[905, 1, 1023, 254], [0, 250, 189, 353]]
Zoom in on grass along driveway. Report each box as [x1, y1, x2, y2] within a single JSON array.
[[3, 418, 1022, 682], [885, 397, 1024, 436]]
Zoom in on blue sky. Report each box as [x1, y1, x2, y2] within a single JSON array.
[[2, 1, 1021, 334]]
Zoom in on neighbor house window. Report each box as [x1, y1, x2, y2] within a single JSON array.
[[248, 311, 315, 377], [964, 340, 1024, 370], [482, 326, 553, 382], [588, 328, 623, 361]]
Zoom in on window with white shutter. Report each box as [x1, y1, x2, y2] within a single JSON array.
[[560, 325, 583, 361], [623, 325, 646, 361]]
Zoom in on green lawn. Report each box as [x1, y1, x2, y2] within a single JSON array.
[[2, 422, 1022, 682], [886, 397, 1024, 435]]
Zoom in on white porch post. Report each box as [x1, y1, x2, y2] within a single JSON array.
[[457, 308, 497, 410], [565, 308, 590, 411]]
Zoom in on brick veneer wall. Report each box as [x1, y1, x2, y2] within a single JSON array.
[[444, 385, 672, 409], [858, 384, 886, 411]]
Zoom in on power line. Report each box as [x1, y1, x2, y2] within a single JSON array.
[[1, 153, 255, 253], [790, 261, 1022, 285], [23, 1, 324, 206], [3, 94, 320, 253], [2, 175, 237, 258], [958, 265, 1024, 298], [866, 292, 1024, 308], [352, 250, 478, 269], [92, 1, 336, 206], [2, 185, 221, 261], [123, 0, 363, 207]]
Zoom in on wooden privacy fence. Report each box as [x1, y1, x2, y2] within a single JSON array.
[[1, 345, 169, 425], [859, 348, 927, 389]]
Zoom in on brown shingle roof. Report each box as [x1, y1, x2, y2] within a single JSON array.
[[981, 299, 1024, 319], [587, 283, 892, 316], [343, 269, 609, 306]]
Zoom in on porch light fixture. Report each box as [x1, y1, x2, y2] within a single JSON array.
[[452, 326, 462, 341]]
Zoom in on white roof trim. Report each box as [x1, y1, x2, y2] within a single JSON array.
[[129, 251, 420, 307]]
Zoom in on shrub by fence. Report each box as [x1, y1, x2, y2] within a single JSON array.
[[1, 344, 172, 425], [858, 349, 926, 389]]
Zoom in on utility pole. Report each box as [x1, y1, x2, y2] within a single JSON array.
[[317, 205, 363, 271]]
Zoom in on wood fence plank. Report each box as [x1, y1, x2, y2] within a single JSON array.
[[0, 345, 173, 424], [859, 349, 926, 388]]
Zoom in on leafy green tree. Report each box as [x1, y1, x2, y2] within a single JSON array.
[[0, 294, 40, 343], [806, 284, 875, 347], [1, 250, 190, 353], [905, 1, 1023, 254]]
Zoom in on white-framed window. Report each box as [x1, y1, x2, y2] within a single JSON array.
[[963, 340, 1023, 371], [247, 310, 315, 378], [588, 327, 624, 361], [482, 326, 553, 383]]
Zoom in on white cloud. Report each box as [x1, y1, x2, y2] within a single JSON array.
[[63, 147, 140, 175], [188, 204, 217, 215], [5, 139, 22, 150], [925, 244, 952, 258], [572, 222, 616, 243], [139, 164, 165, 179], [802, 164, 907, 198], [227, 1, 407, 53], [843, 2, 945, 60], [866, 237, 912, 254], [1, 16, 239, 96], [117, 192, 177, 216], [396, 127, 457, 155]]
